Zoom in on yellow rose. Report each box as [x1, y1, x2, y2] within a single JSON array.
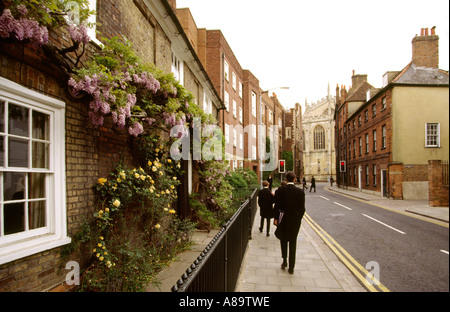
[[169, 209, 176, 214], [148, 161, 152, 166], [99, 256, 104, 261], [154, 224, 161, 229], [113, 199, 121, 207], [152, 166, 157, 172], [98, 178, 107, 185], [134, 173, 140, 179], [167, 159, 172, 163]]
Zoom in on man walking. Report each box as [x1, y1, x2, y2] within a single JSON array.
[[273, 172, 306, 274], [258, 181, 274, 236], [309, 175, 316, 192]]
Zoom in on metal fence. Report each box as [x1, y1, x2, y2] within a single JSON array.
[[171, 188, 258, 292]]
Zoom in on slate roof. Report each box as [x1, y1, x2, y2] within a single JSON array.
[[346, 81, 373, 102], [392, 62, 449, 85]]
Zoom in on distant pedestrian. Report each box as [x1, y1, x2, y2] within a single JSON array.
[[274, 171, 306, 274], [267, 174, 273, 191], [330, 176, 334, 186], [258, 181, 274, 237], [309, 176, 316, 192], [302, 177, 307, 191]]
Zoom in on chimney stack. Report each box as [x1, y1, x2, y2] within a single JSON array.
[[412, 26, 439, 68]]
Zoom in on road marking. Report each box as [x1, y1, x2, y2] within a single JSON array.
[[320, 196, 330, 200], [325, 187, 449, 228], [304, 213, 390, 292], [334, 202, 352, 210], [441, 250, 449, 255], [362, 214, 406, 235]]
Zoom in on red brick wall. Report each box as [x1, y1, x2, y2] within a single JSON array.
[[0, 40, 103, 290], [428, 160, 449, 207]]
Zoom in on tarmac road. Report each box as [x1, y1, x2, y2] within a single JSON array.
[[305, 183, 449, 292]]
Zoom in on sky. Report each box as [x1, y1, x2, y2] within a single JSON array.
[[176, 0, 449, 111]]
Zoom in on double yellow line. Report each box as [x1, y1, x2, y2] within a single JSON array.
[[304, 213, 390, 292]]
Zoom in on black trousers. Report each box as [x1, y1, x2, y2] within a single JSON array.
[[260, 217, 271, 234], [280, 239, 297, 270]]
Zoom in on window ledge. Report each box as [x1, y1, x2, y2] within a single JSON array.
[[0, 234, 71, 265]]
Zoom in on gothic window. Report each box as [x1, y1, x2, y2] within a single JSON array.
[[313, 125, 325, 150]]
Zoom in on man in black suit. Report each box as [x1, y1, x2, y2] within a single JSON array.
[[274, 171, 306, 274], [258, 181, 274, 236]]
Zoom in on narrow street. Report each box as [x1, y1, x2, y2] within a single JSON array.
[[305, 183, 449, 292]]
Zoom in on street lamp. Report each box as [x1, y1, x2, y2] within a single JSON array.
[[259, 87, 289, 188]]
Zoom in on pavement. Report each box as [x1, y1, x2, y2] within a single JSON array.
[[147, 184, 448, 292]]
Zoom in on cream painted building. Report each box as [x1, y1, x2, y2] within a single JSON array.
[[302, 85, 336, 182]]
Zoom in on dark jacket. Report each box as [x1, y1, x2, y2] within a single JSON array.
[[274, 183, 305, 241], [258, 187, 274, 218]]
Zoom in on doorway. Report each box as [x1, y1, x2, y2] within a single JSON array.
[[381, 169, 388, 197], [358, 165, 362, 191]]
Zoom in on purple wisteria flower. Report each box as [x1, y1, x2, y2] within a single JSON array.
[[0, 9, 49, 46]]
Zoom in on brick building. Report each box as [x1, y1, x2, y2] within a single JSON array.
[[0, 0, 223, 291], [283, 103, 303, 180], [335, 27, 449, 200], [177, 7, 292, 181]]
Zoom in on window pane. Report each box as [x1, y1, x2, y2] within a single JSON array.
[[8, 104, 29, 137], [28, 200, 46, 230], [28, 173, 46, 199], [4, 172, 25, 201], [0, 100, 4, 132], [0, 136, 3, 167], [8, 137, 28, 167], [32, 142, 49, 169], [4, 202, 25, 235], [32, 111, 50, 140]]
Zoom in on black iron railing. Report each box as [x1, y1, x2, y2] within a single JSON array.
[[171, 189, 258, 292]]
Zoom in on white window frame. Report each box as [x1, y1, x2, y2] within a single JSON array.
[[224, 91, 229, 111], [233, 129, 237, 147], [0, 77, 69, 265], [252, 124, 256, 138], [232, 72, 236, 91], [239, 82, 243, 99], [239, 133, 243, 150], [224, 59, 229, 81], [425, 123, 440, 147], [251, 92, 256, 117], [232, 100, 236, 118], [239, 107, 242, 124], [171, 51, 184, 85], [252, 145, 257, 160], [86, 0, 101, 46], [225, 124, 229, 144]]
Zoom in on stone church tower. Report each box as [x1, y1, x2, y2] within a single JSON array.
[[302, 84, 336, 182]]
